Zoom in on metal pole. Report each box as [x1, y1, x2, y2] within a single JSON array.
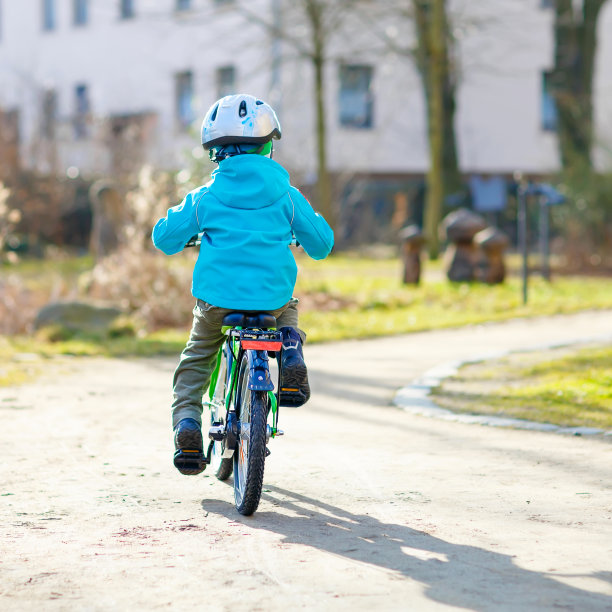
[[517, 184, 528, 304], [539, 195, 550, 281]]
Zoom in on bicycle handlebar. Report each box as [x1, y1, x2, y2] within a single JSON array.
[[185, 234, 202, 248], [184, 233, 300, 248]]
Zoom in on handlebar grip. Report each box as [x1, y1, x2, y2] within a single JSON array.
[[185, 233, 202, 248]]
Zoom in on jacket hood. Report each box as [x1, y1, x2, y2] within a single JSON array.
[[207, 155, 290, 209]]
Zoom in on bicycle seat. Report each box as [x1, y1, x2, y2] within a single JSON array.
[[222, 312, 277, 329]]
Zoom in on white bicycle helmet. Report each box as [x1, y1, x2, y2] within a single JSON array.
[[201, 94, 281, 150]]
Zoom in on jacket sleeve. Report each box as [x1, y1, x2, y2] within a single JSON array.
[[151, 189, 206, 255], [288, 187, 334, 260]]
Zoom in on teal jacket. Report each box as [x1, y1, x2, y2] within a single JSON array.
[[152, 155, 334, 310]]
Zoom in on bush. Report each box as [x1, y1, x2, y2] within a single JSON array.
[[0, 275, 49, 335], [83, 165, 199, 329], [0, 182, 22, 264], [107, 315, 140, 338], [84, 249, 195, 329], [551, 172, 612, 273], [35, 324, 76, 343]]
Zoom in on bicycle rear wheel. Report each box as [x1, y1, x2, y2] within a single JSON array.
[[209, 346, 233, 481], [233, 353, 268, 516]]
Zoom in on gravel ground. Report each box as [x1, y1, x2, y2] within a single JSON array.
[[1, 310, 611, 611]]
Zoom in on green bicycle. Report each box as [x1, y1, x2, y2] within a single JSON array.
[[205, 312, 285, 516]]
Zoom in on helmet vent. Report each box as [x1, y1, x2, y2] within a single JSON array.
[[210, 104, 219, 122], [239, 100, 247, 117], [256, 100, 264, 105]]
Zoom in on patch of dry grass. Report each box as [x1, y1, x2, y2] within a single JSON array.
[[431, 343, 612, 429]]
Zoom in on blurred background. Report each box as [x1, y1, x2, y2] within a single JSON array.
[[1, 0, 611, 342]]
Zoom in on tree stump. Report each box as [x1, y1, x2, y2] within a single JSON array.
[[474, 227, 509, 284], [441, 208, 486, 282], [399, 225, 425, 284]]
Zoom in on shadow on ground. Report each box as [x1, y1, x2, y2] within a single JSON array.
[[309, 368, 404, 406], [202, 486, 612, 611]]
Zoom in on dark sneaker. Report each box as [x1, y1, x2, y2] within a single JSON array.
[[173, 418, 207, 475], [279, 327, 310, 407]]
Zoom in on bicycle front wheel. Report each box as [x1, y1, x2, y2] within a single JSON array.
[[233, 353, 268, 516]]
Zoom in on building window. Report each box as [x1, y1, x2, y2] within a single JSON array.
[[176, 0, 191, 10], [73, 0, 88, 26], [74, 84, 90, 139], [175, 71, 194, 129], [120, 0, 135, 19], [43, 0, 56, 31], [42, 90, 58, 139], [541, 70, 558, 131], [216, 66, 235, 98], [339, 65, 374, 128]]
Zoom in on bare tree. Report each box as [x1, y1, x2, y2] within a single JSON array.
[[365, 0, 460, 258], [234, 0, 372, 229], [414, 0, 460, 258], [551, 0, 610, 176]]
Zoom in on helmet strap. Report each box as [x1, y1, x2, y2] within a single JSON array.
[[207, 141, 274, 164]]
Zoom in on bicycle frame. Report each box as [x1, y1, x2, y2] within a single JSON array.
[[205, 325, 284, 447]]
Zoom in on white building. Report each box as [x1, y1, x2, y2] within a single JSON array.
[[1, 1, 612, 200]]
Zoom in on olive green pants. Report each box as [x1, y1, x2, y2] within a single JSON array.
[[171, 298, 303, 428]]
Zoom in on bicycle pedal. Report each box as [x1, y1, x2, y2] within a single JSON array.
[[208, 424, 225, 441], [279, 387, 309, 407], [173, 449, 207, 475]]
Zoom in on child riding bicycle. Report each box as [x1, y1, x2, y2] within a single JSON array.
[[152, 94, 334, 475]]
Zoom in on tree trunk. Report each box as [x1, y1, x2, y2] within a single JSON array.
[[442, 70, 461, 197], [306, 0, 334, 228], [552, 0, 607, 175], [424, 0, 445, 259], [313, 53, 334, 227], [414, 0, 460, 258]]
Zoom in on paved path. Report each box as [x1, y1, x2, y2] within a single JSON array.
[[1, 311, 611, 611]]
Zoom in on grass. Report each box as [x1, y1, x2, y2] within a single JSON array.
[[3, 251, 612, 350], [1, 254, 611, 429], [1, 329, 187, 359], [0, 329, 187, 386], [294, 253, 612, 342], [431, 344, 612, 429], [2, 254, 94, 290]]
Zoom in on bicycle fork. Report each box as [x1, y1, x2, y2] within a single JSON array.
[[206, 331, 284, 461]]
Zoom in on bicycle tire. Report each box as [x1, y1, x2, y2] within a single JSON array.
[[209, 346, 233, 481], [233, 353, 268, 516]]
